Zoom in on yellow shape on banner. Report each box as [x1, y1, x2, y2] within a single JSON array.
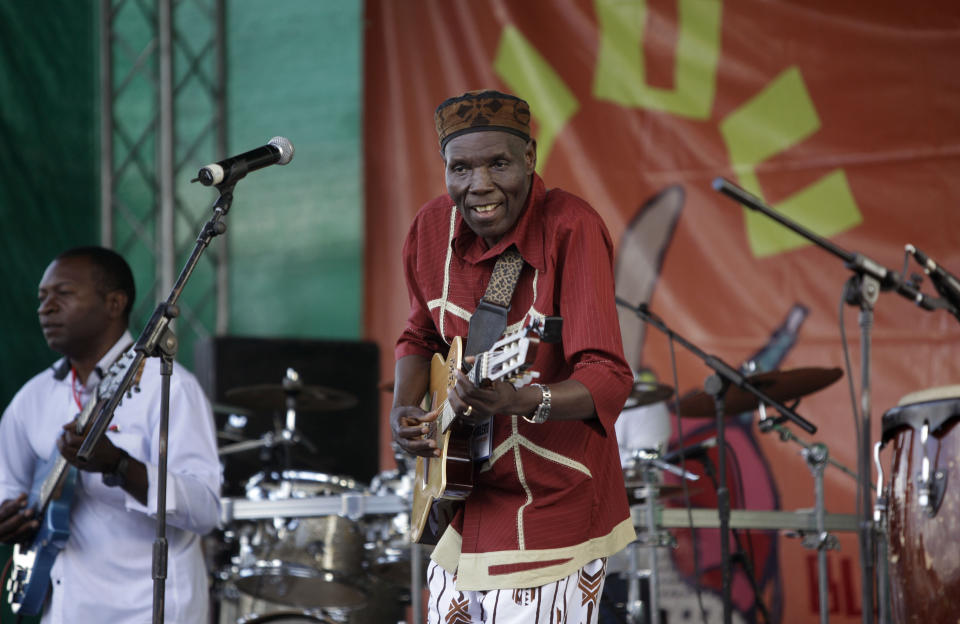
[[593, 0, 721, 119], [494, 25, 579, 172], [719, 67, 863, 257]]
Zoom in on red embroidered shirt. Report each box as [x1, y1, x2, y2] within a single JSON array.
[[396, 174, 635, 590]]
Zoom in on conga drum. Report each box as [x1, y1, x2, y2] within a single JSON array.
[[881, 386, 960, 622]]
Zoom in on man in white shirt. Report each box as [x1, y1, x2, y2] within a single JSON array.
[[0, 246, 221, 623]]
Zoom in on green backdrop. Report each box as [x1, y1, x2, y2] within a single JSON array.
[[0, 1, 363, 620]]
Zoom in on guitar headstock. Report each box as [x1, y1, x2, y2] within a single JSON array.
[[471, 316, 547, 388], [97, 350, 141, 403]]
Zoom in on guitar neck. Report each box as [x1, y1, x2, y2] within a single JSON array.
[[36, 391, 98, 512]]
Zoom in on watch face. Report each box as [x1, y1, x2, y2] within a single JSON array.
[[103, 455, 129, 487]]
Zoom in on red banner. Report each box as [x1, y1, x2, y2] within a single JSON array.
[[364, 2, 960, 621]]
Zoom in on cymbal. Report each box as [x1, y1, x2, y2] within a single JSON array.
[[224, 384, 358, 413], [626, 483, 699, 504], [673, 367, 843, 418], [211, 402, 254, 416], [217, 429, 248, 445], [625, 382, 674, 408]]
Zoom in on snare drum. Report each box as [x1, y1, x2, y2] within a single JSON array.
[[231, 471, 367, 610], [881, 386, 960, 623]]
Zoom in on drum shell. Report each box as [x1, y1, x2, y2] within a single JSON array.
[[223, 578, 405, 624], [231, 471, 367, 609], [237, 610, 332, 624], [883, 399, 960, 623]]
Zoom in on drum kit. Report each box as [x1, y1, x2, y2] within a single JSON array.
[[207, 360, 960, 624], [209, 368, 419, 624]]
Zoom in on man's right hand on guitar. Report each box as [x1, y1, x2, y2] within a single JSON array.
[[390, 405, 440, 457], [0, 493, 39, 544]]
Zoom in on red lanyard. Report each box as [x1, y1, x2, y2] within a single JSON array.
[[70, 367, 85, 411]]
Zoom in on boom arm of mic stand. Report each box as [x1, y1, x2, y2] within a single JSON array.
[[77, 185, 233, 461], [712, 178, 959, 318], [615, 298, 816, 434]]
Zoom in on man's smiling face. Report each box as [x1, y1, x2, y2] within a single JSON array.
[[443, 131, 536, 248]]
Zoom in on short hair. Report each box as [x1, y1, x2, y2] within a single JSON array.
[[56, 246, 136, 321]]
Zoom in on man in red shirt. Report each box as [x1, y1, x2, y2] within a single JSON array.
[[391, 90, 635, 623]]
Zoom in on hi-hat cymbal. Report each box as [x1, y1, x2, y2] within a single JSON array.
[[625, 382, 674, 409], [224, 384, 358, 413], [674, 367, 843, 418]]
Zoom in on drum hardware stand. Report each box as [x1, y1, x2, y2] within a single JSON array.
[[711, 177, 958, 624], [872, 442, 891, 624], [758, 405, 859, 485], [410, 541, 424, 624], [616, 298, 815, 624], [77, 180, 239, 624], [757, 403, 864, 623], [801, 442, 839, 624], [624, 449, 693, 624]]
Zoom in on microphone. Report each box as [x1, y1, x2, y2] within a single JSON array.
[[662, 436, 717, 464], [906, 244, 960, 310], [194, 136, 294, 186]]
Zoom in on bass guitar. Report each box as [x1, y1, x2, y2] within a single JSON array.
[[5, 350, 142, 615], [410, 318, 545, 544]]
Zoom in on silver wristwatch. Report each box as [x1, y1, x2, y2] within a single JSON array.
[[523, 384, 551, 424]]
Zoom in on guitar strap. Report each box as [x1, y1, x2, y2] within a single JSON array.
[[419, 247, 525, 545], [463, 245, 524, 463], [463, 245, 524, 357]]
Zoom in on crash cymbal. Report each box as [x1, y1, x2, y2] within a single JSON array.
[[674, 367, 843, 418], [625, 382, 674, 409], [224, 384, 358, 413]]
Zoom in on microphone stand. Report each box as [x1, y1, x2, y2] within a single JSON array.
[[616, 298, 815, 624], [78, 181, 237, 624], [711, 178, 958, 624]]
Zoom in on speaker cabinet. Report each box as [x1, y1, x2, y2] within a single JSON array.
[[194, 336, 380, 495]]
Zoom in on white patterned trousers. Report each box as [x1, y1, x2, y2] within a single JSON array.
[[426, 558, 608, 624]]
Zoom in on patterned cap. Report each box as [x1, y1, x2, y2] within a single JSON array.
[[435, 90, 531, 150]]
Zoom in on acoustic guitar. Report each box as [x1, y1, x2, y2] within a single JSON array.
[[410, 318, 544, 544]]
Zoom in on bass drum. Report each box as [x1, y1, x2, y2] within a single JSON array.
[[882, 386, 960, 624], [231, 471, 367, 611]]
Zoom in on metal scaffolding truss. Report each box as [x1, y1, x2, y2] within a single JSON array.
[[100, 0, 228, 352]]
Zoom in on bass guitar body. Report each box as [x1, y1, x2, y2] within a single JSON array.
[[6, 458, 79, 615]]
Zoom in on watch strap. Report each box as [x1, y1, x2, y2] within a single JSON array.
[[523, 384, 551, 424]]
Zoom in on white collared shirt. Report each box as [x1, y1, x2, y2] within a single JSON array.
[[0, 332, 222, 623]]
